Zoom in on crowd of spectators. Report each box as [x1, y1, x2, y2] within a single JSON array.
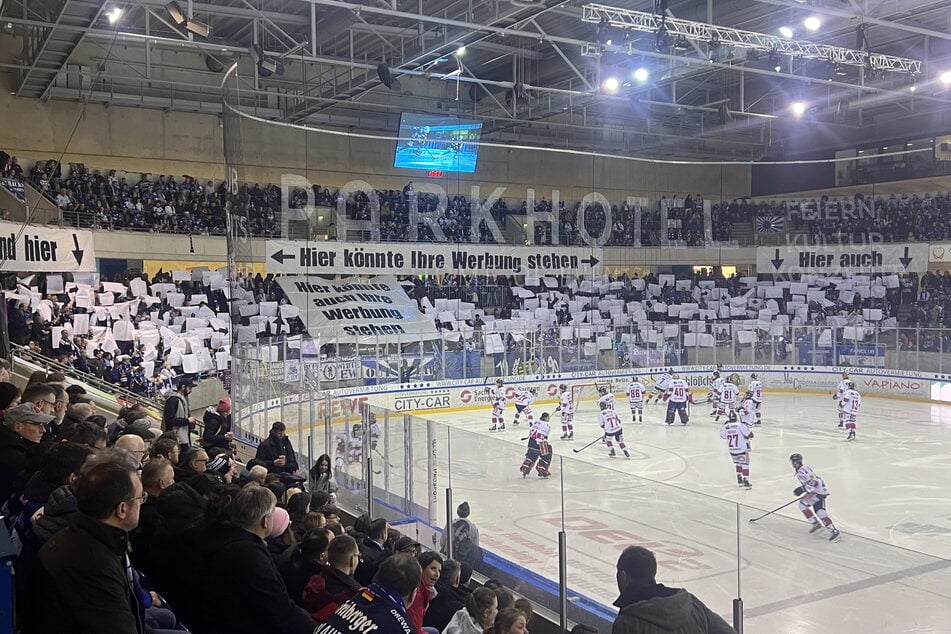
[[0, 365, 545, 634]]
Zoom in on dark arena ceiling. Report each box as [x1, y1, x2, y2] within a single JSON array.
[[2, 0, 951, 160]]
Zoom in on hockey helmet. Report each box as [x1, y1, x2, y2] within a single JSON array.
[[846, 380, 855, 390], [496, 378, 504, 386], [789, 453, 803, 464], [598, 385, 608, 394], [745, 390, 754, 399], [559, 384, 568, 392], [750, 373, 758, 380], [712, 371, 720, 378], [716, 363, 723, 370], [672, 373, 680, 380], [842, 371, 850, 378]]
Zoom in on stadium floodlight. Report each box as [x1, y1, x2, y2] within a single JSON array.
[[778, 26, 794, 39], [941, 70, 951, 85], [633, 67, 650, 82], [455, 46, 466, 56], [790, 101, 806, 116], [106, 7, 123, 24], [804, 16, 822, 32], [602, 76, 620, 93]]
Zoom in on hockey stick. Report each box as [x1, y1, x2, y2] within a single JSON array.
[[748, 498, 802, 523], [373, 446, 395, 469], [572, 435, 605, 453]]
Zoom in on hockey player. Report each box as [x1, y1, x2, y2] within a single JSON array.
[[790, 453, 840, 541], [738, 391, 757, 428], [834, 371, 851, 427], [663, 373, 691, 426], [715, 378, 739, 422], [512, 386, 535, 427], [747, 373, 764, 425], [598, 401, 629, 458], [720, 410, 754, 488], [520, 412, 553, 477], [708, 370, 724, 417], [645, 368, 674, 405], [626, 376, 646, 424], [489, 378, 507, 432], [597, 384, 616, 411], [839, 381, 862, 441], [554, 384, 575, 439]]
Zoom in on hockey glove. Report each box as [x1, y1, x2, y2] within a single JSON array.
[[793, 486, 805, 496]]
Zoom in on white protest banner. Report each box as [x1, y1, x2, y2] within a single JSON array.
[[757, 243, 928, 274], [277, 275, 439, 344], [0, 220, 96, 272], [266, 240, 603, 276]]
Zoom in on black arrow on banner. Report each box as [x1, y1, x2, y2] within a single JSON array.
[[899, 246, 913, 269], [71, 234, 84, 266], [581, 256, 600, 267], [270, 249, 296, 264], [770, 248, 784, 270]]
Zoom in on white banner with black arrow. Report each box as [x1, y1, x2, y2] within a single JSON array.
[[757, 243, 929, 275], [266, 240, 603, 276], [0, 220, 96, 273]]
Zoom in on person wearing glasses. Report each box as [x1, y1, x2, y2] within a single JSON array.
[[0, 402, 52, 502], [36, 451, 180, 633]]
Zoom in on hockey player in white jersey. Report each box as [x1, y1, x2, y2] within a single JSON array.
[[626, 377, 646, 424], [834, 371, 851, 427], [554, 384, 575, 440], [597, 384, 616, 411], [720, 411, 754, 488], [715, 379, 739, 422], [747, 373, 764, 425], [598, 401, 630, 458], [662, 374, 691, 425], [839, 381, 862, 441], [645, 369, 674, 405], [708, 370, 724, 417], [512, 386, 535, 426], [790, 453, 840, 540], [520, 412, 553, 477], [488, 378, 507, 432]]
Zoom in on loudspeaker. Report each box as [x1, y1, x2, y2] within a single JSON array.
[[205, 54, 225, 73], [377, 63, 399, 90], [717, 104, 732, 125]]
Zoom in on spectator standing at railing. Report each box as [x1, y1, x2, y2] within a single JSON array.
[[162, 377, 198, 454]]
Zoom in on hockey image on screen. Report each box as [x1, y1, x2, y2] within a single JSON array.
[[393, 113, 483, 172]]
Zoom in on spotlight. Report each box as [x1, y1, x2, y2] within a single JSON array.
[[769, 49, 782, 73], [596, 17, 612, 45], [941, 70, 951, 85], [909, 84, 917, 92], [779, 26, 794, 38], [106, 7, 123, 24], [804, 16, 821, 31], [165, 1, 209, 37], [455, 46, 466, 56], [633, 67, 650, 82], [602, 77, 620, 93], [790, 101, 806, 116]]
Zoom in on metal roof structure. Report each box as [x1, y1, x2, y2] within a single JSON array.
[[2, 0, 951, 160]]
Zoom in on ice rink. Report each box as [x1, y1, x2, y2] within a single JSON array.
[[366, 388, 951, 633]]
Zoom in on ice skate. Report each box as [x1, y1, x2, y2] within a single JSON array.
[[829, 529, 841, 541], [567, 432, 574, 440], [608, 449, 616, 457], [499, 423, 505, 431], [623, 449, 630, 458], [743, 480, 752, 489], [560, 432, 568, 440], [837, 421, 844, 428], [637, 417, 643, 423], [736, 474, 743, 485], [489, 425, 497, 432], [809, 522, 823, 534], [847, 429, 856, 441], [520, 467, 529, 477]]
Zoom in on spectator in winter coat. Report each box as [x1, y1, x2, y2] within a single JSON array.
[[301, 533, 362, 620], [254, 421, 300, 474], [319, 554, 420, 634], [424, 558, 466, 632], [195, 485, 317, 634], [408, 551, 442, 633], [612, 546, 735, 634], [162, 378, 197, 454], [202, 397, 233, 449], [0, 403, 52, 502]]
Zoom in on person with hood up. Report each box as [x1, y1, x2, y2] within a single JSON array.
[[612, 546, 735, 634]]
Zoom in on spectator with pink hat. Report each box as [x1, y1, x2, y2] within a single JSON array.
[[202, 396, 233, 451]]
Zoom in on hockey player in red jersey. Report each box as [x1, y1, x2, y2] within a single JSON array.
[[790, 453, 841, 541], [520, 412, 553, 477]]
